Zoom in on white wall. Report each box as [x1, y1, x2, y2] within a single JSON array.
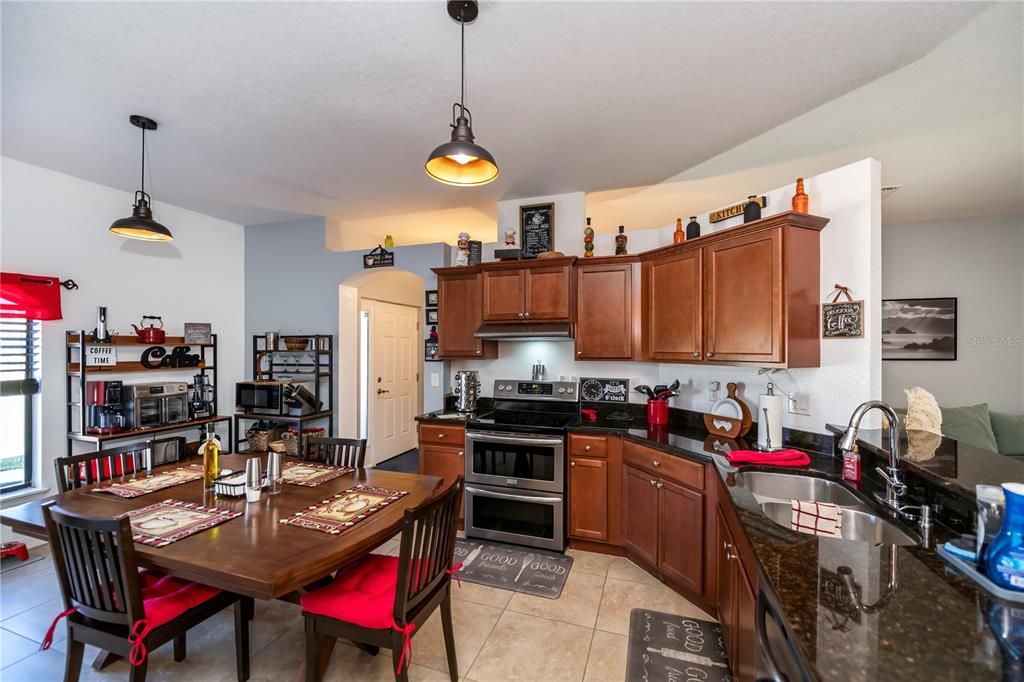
[[882, 216, 1024, 413], [452, 159, 883, 434], [0, 158, 245, 527]]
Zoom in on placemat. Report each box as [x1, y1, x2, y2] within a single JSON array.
[[626, 609, 731, 682], [128, 499, 242, 548], [280, 485, 407, 535], [280, 461, 355, 487], [453, 539, 573, 599], [94, 465, 205, 499]]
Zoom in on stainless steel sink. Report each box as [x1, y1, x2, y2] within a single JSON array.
[[759, 502, 919, 546], [733, 470, 867, 507]]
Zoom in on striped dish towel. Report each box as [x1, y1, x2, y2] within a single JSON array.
[[790, 500, 843, 538]]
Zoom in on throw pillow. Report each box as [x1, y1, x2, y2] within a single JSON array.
[[990, 411, 1024, 456], [940, 403, 999, 453]]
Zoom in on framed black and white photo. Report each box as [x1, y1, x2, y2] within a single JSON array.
[[882, 297, 957, 361], [425, 339, 440, 362], [425, 290, 439, 307], [520, 202, 555, 259], [425, 308, 439, 325]]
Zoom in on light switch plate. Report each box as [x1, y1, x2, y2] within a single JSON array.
[[430, 373, 440, 387], [789, 392, 811, 416], [708, 380, 721, 401]]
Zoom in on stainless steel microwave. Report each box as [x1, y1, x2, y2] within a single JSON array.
[[235, 381, 318, 416]]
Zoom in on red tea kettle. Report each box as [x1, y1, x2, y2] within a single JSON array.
[[132, 315, 165, 343]]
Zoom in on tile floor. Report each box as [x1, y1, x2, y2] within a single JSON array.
[[0, 542, 709, 681]]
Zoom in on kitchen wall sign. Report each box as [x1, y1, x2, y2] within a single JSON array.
[[520, 203, 555, 259], [424, 338, 440, 362], [579, 377, 630, 403], [362, 245, 394, 269], [85, 345, 117, 367], [822, 284, 864, 338], [142, 345, 201, 369], [184, 322, 212, 345], [710, 195, 767, 223], [425, 290, 439, 307]]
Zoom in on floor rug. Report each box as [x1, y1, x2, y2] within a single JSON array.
[[626, 609, 732, 681], [453, 538, 572, 599]]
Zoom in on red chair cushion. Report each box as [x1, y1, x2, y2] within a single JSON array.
[[300, 555, 398, 629], [138, 569, 222, 628]]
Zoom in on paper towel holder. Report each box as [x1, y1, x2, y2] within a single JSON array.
[[754, 382, 786, 452]]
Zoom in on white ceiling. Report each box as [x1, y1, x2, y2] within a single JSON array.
[[1, 1, 988, 231]]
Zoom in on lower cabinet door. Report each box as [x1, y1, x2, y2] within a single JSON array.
[[623, 465, 659, 567], [420, 443, 466, 518], [569, 456, 609, 541], [716, 510, 737, 661], [657, 479, 703, 594], [735, 568, 759, 681]]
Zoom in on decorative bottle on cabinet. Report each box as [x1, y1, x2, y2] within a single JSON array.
[[685, 216, 701, 240], [743, 196, 761, 223], [614, 225, 628, 255], [584, 217, 595, 258], [792, 178, 809, 213], [673, 218, 686, 244], [384, 234, 394, 248]]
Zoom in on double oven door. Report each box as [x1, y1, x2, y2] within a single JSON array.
[[464, 429, 566, 552], [131, 394, 188, 430]]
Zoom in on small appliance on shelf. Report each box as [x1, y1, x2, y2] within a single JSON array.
[[122, 382, 189, 430], [235, 380, 321, 416], [85, 380, 125, 434]]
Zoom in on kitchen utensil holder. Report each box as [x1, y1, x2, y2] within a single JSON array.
[[213, 471, 248, 497], [647, 399, 669, 425]]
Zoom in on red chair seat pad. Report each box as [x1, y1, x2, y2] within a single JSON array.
[[300, 555, 398, 629], [138, 569, 222, 628]]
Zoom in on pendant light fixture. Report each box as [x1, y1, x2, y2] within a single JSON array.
[[425, 0, 499, 187], [109, 115, 173, 242]]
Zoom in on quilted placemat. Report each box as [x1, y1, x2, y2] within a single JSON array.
[[280, 485, 408, 535], [94, 465, 205, 499], [128, 499, 242, 548], [280, 461, 355, 487]]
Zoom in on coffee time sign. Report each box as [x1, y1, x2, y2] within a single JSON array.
[[85, 345, 117, 367]]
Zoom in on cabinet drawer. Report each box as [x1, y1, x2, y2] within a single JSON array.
[[419, 424, 466, 447], [623, 441, 704, 491], [568, 434, 608, 459]]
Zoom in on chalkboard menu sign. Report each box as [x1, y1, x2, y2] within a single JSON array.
[[468, 240, 482, 266], [823, 300, 864, 338], [520, 203, 555, 259]]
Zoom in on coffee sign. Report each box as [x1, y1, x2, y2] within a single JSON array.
[[141, 345, 201, 369], [823, 300, 864, 338], [85, 345, 117, 367]]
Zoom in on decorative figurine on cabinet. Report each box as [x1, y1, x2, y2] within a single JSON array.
[[455, 232, 471, 266], [504, 228, 517, 247], [583, 217, 595, 258]]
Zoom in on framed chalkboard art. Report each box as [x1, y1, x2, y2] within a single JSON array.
[[520, 203, 554, 259]]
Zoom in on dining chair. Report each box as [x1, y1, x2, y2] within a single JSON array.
[[40, 502, 253, 682], [300, 476, 464, 682], [54, 443, 153, 493], [303, 436, 367, 468]]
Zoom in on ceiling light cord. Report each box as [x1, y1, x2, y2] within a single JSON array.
[[140, 125, 146, 197], [460, 7, 466, 114]]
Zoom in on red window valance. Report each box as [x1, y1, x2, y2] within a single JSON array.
[[0, 272, 64, 320]]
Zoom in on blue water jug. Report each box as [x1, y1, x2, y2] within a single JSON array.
[[987, 483, 1024, 591]]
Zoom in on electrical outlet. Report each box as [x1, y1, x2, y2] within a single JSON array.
[[430, 373, 440, 388], [708, 380, 721, 401], [789, 392, 811, 416]]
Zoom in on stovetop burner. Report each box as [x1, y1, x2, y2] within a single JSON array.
[[467, 410, 579, 435], [466, 379, 580, 435]]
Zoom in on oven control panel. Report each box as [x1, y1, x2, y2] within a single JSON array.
[[492, 380, 578, 401]]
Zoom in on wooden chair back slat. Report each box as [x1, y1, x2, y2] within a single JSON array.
[[393, 477, 463, 620], [303, 437, 367, 468], [54, 443, 152, 493], [43, 503, 145, 626]]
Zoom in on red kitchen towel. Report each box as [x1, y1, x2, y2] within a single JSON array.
[[726, 449, 810, 467]]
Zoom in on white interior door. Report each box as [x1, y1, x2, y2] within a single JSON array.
[[366, 299, 420, 466]]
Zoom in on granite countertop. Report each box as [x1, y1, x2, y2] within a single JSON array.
[[572, 411, 1009, 681]]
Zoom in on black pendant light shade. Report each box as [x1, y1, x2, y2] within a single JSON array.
[[425, 1, 499, 187], [109, 115, 173, 242]]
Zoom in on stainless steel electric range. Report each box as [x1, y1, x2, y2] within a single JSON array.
[[463, 379, 579, 552]]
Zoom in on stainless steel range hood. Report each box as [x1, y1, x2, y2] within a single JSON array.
[[473, 322, 573, 341]]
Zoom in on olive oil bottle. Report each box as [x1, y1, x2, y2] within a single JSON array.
[[201, 427, 220, 490]]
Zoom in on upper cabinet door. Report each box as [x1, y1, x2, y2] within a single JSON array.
[[524, 264, 572, 321], [482, 269, 525, 321], [437, 271, 494, 359], [575, 262, 635, 360], [645, 250, 703, 361], [703, 229, 784, 364]]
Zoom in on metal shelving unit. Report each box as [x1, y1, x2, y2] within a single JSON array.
[[233, 333, 334, 452], [65, 331, 231, 455]]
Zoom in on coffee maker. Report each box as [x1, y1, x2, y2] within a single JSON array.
[[86, 380, 125, 434], [189, 373, 215, 419]]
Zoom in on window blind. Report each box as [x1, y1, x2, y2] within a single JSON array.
[[0, 318, 41, 397]]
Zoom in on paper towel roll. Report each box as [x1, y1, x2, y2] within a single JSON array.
[[757, 393, 784, 450]]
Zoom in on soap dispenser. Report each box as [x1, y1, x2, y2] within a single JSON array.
[[987, 483, 1024, 591]]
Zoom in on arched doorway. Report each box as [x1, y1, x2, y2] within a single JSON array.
[[338, 269, 424, 467]]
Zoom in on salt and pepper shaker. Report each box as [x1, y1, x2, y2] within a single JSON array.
[[245, 458, 262, 503], [266, 452, 282, 495]]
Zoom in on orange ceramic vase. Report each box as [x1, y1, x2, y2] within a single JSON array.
[[792, 178, 809, 213]]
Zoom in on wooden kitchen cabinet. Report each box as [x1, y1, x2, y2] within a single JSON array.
[[482, 258, 573, 322], [644, 249, 703, 361], [622, 464, 659, 566], [418, 423, 466, 518], [658, 478, 704, 594], [567, 433, 622, 546], [716, 505, 759, 680], [434, 268, 498, 359], [575, 258, 640, 360]]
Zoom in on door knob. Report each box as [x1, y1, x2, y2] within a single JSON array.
[[377, 388, 390, 394], [656, 482, 663, 489], [692, 351, 701, 358], [652, 459, 660, 467], [707, 352, 714, 358], [649, 479, 657, 487], [576, 351, 582, 356], [438, 433, 446, 439], [524, 312, 531, 317], [570, 461, 576, 467], [458, 450, 464, 457], [584, 445, 592, 451]]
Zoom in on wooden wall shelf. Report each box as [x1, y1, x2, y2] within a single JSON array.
[[67, 361, 207, 375], [66, 334, 214, 347]]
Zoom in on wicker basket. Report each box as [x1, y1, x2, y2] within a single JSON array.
[[283, 427, 325, 457], [246, 428, 273, 452], [283, 336, 309, 352]]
